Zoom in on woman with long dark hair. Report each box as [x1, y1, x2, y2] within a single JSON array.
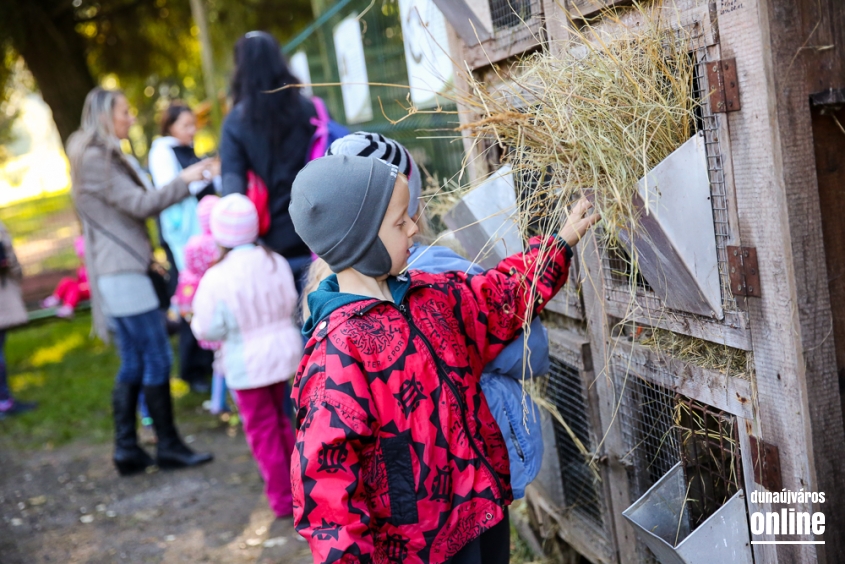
[[219, 31, 317, 287], [68, 87, 213, 475]]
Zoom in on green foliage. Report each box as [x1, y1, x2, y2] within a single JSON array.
[[0, 192, 73, 241], [0, 0, 314, 155], [0, 48, 30, 164], [2, 313, 119, 448]]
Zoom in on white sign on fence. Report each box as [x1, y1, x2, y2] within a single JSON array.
[[333, 16, 373, 123], [289, 51, 313, 98], [398, 0, 453, 108]]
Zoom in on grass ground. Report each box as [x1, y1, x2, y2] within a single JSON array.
[[1, 191, 81, 276], [2, 311, 206, 450], [0, 191, 73, 241]]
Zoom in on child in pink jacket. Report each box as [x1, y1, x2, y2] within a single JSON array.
[[42, 236, 90, 318], [191, 194, 303, 518]]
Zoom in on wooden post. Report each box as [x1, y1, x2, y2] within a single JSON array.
[[189, 0, 222, 136], [578, 233, 640, 564], [719, 0, 845, 561]]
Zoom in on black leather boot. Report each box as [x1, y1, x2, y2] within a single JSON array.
[[112, 382, 155, 476], [143, 384, 213, 470]]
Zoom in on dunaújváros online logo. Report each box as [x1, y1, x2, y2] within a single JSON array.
[[749, 489, 825, 545]]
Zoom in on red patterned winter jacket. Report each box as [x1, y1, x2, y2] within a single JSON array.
[[291, 236, 571, 563]]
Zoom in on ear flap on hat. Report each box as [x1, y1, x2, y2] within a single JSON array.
[[350, 237, 393, 277]]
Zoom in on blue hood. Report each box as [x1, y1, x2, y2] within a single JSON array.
[[302, 274, 411, 337]]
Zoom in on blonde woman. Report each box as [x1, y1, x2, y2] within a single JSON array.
[[67, 87, 213, 476]]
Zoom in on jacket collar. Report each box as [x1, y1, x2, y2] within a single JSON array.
[[302, 273, 412, 338]]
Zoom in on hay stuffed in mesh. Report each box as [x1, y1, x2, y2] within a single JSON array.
[[460, 5, 699, 245], [641, 328, 755, 380]]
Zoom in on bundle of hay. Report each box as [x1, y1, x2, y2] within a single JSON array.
[[641, 328, 755, 380], [459, 5, 698, 244]]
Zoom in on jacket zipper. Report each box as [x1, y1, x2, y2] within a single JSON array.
[[396, 302, 506, 502]]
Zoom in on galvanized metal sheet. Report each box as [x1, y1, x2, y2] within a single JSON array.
[[635, 131, 723, 318], [623, 463, 753, 564], [443, 164, 524, 269]]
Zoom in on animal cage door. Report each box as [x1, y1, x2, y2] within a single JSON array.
[[619, 131, 724, 319]]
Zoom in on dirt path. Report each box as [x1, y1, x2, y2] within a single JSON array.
[[0, 423, 313, 564]]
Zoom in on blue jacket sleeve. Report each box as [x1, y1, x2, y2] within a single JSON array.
[[483, 316, 550, 380]]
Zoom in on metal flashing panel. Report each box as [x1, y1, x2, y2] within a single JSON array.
[[443, 164, 524, 269], [623, 464, 753, 564], [630, 131, 723, 318]]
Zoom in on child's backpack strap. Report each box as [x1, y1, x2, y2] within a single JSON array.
[[307, 96, 350, 163]]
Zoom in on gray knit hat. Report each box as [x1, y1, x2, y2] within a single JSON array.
[[327, 132, 422, 217], [290, 155, 399, 276]]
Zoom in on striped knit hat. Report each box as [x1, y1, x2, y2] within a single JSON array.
[[327, 132, 422, 217], [210, 194, 259, 248]]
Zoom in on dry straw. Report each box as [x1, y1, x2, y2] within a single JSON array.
[[641, 328, 754, 380], [457, 3, 698, 249]]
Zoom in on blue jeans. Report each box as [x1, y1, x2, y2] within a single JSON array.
[[114, 309, 172, 387]]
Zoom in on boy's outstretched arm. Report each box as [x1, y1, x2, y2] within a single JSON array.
[[461, 198, 599, 366], [292, 369, 377, 563]]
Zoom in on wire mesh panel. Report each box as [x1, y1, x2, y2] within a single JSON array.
[[287, 1, 465, 189], [486, 0, 544, 53], [675, 396, 743, 530], [546, 356, 605, 528], [614, 356, 747, 562], [488, 0, 534, 29], [616, 365, 682, 499], [600, 26, 747, 330]]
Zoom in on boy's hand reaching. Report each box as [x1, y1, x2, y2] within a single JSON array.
[[560, 197, 600, 247]]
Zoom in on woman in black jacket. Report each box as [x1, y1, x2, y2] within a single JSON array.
[[219, 31, 316, 289]]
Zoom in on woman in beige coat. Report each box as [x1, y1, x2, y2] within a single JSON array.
[[0, 219, 35, 419], [68, 87, 213, 475]]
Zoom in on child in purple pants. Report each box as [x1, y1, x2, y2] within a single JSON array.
[[190, 195, 302, 517]]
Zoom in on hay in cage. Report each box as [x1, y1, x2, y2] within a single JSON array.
[[457, 3, 699, 247], [640, 328, 755, 380]]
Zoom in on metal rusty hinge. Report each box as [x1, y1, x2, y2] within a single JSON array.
[[749, 435, 782, 492], [727, 246, 760, 297], [706, 58, 741, 113]]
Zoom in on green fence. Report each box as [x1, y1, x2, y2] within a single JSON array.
[[283, 0, 466, 188]]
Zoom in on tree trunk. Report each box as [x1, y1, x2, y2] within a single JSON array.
[[13, 2, 95, 145]]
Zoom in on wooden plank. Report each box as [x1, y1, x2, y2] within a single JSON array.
[[738, 416, 779, 564], [565, 0, 632, 19], [602, 297, 752, 351], [578, 232, 638, 564], [542, 0, 571, 44], [444, 23, 489, 185], [526, 485, 616, 564], [719, 0, 845, 561], [544, 286, 585, 320], [431, 0, 492, 46], [610, 339, 754, 420], [810, 104, 845, 471], [459, 21, 545, 70]]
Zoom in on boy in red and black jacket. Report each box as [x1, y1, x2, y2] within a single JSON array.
[[289, 155, 598, 564]]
